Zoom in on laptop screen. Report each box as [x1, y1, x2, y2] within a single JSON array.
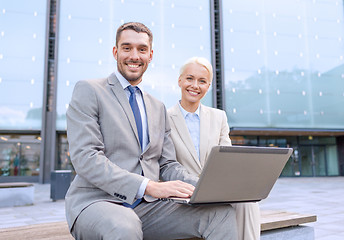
[[189, 146, 293, 204]]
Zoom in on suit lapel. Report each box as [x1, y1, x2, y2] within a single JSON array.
[[170, 105, 201, 169], [142, 93, 152, 153], [107, 74, 140, 146], [199, 104, 210, 167]]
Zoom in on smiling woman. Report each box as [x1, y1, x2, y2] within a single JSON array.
[[167, 57, 261, 240], [178, 57, 212, 113]]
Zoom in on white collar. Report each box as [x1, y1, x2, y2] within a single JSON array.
[[115, 69, 144, 92]]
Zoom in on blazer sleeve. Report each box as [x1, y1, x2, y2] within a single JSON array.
[[66, 80, 144, 204], [219, 110, 232, 146]]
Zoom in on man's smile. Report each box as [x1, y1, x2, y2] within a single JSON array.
[[127, 62, 140, 67]]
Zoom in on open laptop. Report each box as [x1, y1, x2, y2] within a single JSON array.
[[163, 145, 293, 205]]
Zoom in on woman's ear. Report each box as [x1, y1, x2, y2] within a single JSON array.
[[178, 76, 182, 87]]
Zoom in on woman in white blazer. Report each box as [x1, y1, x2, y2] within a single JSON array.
[[167, 57, 261, 240]]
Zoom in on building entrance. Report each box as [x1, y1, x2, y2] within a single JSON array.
[[231, 135, 340, 177], [299, 145, 327, 177]]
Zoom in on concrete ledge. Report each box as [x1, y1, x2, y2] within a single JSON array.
[[0, 182, 34, 208], [261, 225, 314, 240]]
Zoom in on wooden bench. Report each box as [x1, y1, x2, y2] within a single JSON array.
[[0, 182, 34, 208], [0, 182, 33, 188], [0, 210, 316, 240], [260, 210, 316, 231]]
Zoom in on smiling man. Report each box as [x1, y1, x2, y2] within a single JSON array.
[[65, 22, 238, 240], [113, 27, 152, 84]]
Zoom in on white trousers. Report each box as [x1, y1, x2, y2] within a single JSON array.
[[232, 202, 261, 240]]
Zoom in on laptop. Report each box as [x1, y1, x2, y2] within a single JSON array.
[[163, 145, 293, 205]]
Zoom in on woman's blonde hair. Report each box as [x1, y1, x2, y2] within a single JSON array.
[[179, 57, 213, 82]]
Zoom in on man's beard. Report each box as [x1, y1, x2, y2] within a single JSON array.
[[118, 62, 146, 83]]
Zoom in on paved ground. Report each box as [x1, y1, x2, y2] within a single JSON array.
[[0, 177, 343, 239], [259, 177, 344, 240]]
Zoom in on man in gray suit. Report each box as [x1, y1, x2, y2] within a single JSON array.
[[65, 22, 237, 240]]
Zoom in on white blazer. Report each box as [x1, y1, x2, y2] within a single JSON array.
[[167, 104, 232, 176]]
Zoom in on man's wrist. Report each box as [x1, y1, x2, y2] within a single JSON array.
[[145, 180, 157, 196], [136, 178, 149, 199]]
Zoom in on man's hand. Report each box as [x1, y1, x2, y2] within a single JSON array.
[[145, 180, 195, 199]]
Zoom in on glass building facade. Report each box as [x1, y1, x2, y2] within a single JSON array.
[[222, 0, 344, 177], [56, 0, 212, 130], [0, 1, 47, 130], [0, 0, 343, 182], [222, 0, 344, 128]]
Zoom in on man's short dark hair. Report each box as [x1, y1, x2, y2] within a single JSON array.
[[116, 22, 153, 49]]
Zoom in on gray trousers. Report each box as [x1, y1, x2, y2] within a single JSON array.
[[72, 200, 238, 240]]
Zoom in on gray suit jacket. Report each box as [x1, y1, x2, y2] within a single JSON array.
[[65, 73, 197, 230], [167, 104, 232, 176]]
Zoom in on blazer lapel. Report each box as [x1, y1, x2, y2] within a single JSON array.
[[107, 74, 140, 146], [170, 105, 201, 169], [199, 104, 210, 167]]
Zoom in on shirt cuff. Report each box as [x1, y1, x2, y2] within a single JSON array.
[[136, 177, 149, 199]]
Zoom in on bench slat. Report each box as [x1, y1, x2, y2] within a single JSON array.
[[0, 182, 33, 188], [0, 210, 317, 239], [0, 222, 73, 240]]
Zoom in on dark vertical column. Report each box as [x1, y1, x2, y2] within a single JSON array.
[[210, 0, 225, 110], [337, 136, 344, 176], [39, 0, 60, 183]]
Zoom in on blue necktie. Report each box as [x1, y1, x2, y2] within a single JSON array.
[[123, 197, 142, 209], [123, 86, 143, 209], [127, 86, 143, 148]]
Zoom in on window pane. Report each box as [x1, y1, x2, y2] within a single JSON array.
[[327, 145, 339, 175], [0, 135, 41, 177], [0, 1, 47, 130], [222, 0, 344, 128], [56, 0, 212, 130], [57, 134, 73, 171]]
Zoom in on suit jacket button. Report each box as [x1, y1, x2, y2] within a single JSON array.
[[140, 156, 143, 160]]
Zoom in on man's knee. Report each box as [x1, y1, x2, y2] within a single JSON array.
[[103, 215, 143, 239], [73, 202, 143, 240]]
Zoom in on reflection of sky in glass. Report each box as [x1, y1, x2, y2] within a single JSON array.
[[56, 0, 212, 130], [223, 0, 344, 128], [0, 0, 47, 130]]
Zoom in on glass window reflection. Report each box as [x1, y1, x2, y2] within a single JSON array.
[[56, 0, 212, 130], [222, 0, 344, 129], [0, 1, 47, 130], [0, 135, 41, 176]]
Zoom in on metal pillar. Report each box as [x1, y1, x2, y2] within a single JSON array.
[[39, 0, 60, 183], [210, 0, 225, 110]]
